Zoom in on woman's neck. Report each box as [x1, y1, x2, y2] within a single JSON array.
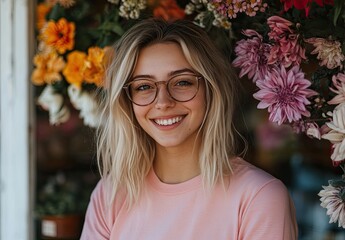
[[153, 143, 201, 184]]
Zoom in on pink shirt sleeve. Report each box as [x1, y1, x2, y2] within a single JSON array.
[[239, 179, 298, 240], [80, 180, 111, 240]]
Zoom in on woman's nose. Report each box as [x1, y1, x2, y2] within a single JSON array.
[[154, 85, 175, 109]]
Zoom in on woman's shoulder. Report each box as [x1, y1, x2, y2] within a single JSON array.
[[88, 177, 128, 220], [228, 157, 288, 196]]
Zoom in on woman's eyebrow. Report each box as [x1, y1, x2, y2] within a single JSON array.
[[131, 74, 154, 80], [167, 68, 195, 77], [131, 68, 195, 81]]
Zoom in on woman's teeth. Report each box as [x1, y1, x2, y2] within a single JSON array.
[[154, 116, 183, 126]]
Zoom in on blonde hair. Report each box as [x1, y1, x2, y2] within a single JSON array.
[[97, 19, 242, 206]]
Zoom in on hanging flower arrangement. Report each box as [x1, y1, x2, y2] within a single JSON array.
[[32, 0, 345, 228]]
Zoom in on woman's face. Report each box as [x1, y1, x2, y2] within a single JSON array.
[[131, 42, 206, 150]]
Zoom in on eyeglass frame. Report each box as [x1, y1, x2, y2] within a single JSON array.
[[122, 74, 204, 106]]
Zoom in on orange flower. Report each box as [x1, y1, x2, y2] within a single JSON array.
[[36, 3, 52, 30], [42, 18, 75, 54], [63, 51, 87, 88], [150, 0, 185, 21], [31, 51, 66, 85], [83, 47, 108, 87]]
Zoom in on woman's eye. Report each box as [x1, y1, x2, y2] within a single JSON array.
[[176, 80, 192, 86], [136, 84, 153, 91], [130, 80, 155, 92]]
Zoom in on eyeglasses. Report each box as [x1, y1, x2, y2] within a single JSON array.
[[123, 74, 203, 106]]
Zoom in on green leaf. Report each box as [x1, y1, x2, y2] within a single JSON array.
[[48, 4, 66, 21], [329, 179, 345, 187], [333, 0, 344, 26], [111, 24, 124, 36]]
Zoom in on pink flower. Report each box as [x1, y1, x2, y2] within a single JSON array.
[[253, 66, 317, 125], [329, 73, 345, 105], [267, 16, 306, 67], [267, 16, 293, 40], [232, 29, 274, 82], [305, 38, 345, 70]]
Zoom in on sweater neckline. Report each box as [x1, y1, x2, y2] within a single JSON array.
[[147, 168, 202, 194]]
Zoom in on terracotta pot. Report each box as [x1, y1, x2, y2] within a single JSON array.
[[41, 214, 84, 239]]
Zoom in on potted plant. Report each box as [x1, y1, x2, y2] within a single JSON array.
[[35, 172, 93, 239]]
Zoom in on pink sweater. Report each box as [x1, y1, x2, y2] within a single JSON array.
[[81, 158, 298, 239]]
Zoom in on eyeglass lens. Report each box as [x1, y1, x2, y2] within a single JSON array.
[[127, 74, 200, 106]]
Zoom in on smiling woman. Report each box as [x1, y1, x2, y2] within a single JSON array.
[[80, 18, 298, 240]]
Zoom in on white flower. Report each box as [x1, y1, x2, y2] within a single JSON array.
[[37, 85, 70, 125], [68, 85, 101, 128], [319, 183, 345, 228], [306, 122, 321, 140], [119, 0, 146, 19], [322, 103, 345, 162]]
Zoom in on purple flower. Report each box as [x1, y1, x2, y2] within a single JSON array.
[[253, 65, 317, 125], [232, 29, 274, 82]]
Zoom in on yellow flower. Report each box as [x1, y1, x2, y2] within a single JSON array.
[[42, 18, 75, 54], [63, 51, 87, 88], [31, 51, 66, 86], [83, 47, 108, 87], [36, 3, 52, 30]]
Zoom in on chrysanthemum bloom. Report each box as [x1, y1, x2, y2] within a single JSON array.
[[318, 183, 345, 228], [328, 73, 345, 105], [253, 65, 317, 125], [267, 16, 306, 67], [267, 16, 293, 40], [305, 38, 345, 70], [62, 50, 87, 88], [322, 104, 345, 163], [36, 3, 52, 30], [233, 29, 274, 82], [268, 36, 306, 68], [42, 18, 75, 54], [83, 47, 106, 87], [31, 51, 66, 85]]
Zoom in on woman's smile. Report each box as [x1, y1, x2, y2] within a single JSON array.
[[152, 116, 184, 126]]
